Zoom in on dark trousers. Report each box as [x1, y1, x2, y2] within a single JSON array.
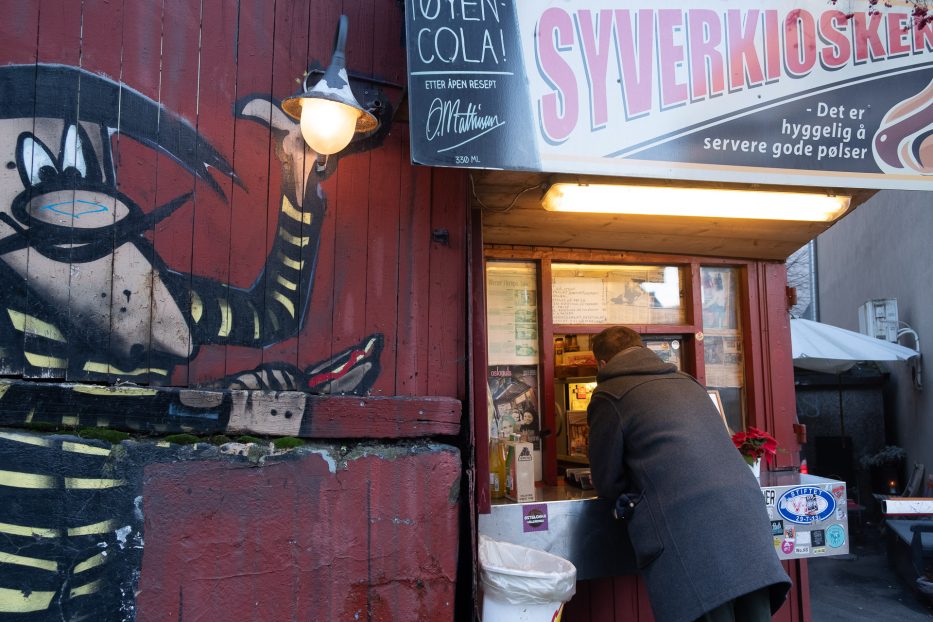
[[695, 587, 772, 622]]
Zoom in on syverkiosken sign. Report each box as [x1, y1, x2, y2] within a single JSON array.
[[405, 0, 933, 191]]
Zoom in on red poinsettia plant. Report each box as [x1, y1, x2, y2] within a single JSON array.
[[731, 427, 778, 465]]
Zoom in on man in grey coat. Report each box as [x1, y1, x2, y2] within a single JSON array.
[[588, 326, 790, 622]]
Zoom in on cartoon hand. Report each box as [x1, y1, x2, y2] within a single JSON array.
[[226, 362, 301, 391], [304, 334, 383, 395]]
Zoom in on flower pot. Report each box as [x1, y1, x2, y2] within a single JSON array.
[[749, 459, 761, 481]]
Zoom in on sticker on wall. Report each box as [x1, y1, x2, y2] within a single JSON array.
[[523, 504, 549, 533], [777, 486, 837, 524], [770, 520, 784, 537], [811, 529, 826, 547], [763, 488, 776, 508], [826, 524, 847, 548]]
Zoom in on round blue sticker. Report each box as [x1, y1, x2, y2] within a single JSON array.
[[777, 486, 837, 525], [826, 524, 846, 548]]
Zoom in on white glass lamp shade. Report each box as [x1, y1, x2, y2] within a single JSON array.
[[299, 97, 361, 156]]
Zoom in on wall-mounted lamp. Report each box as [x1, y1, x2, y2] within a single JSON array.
[[542, 183, 851, 222], [281, 15, 379, 158]]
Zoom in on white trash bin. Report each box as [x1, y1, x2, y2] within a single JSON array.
[[478, 535, 577, 622]]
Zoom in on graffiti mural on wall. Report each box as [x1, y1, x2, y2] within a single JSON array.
[[0, 62, 393, 619], [0, 430, 143, 619], [0, 63, 387, 396], [0, 430, 463, 620]]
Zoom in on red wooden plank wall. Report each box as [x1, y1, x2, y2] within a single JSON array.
[[137, 446, 462, 621], [0, 0, 467, 400]]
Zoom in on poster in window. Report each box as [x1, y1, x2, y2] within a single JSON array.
[[552, 276, 607, 324], [487, 365, 540, 449], [704, 334, 743, 387], [701, 268, 738, 329], [486, 263, 538, 364], [552, 264, 684, 325]]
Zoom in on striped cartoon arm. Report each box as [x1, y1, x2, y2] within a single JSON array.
[[180, 95, 330, 348], [182, 192, 322, 348]]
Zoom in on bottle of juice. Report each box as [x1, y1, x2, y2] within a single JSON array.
[[504, 441, 515, 499], [489, 438, 505, 499]]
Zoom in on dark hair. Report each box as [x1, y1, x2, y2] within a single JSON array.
[[592, 326, 644, 364]]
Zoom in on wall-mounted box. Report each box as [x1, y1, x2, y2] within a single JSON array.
[[858, 298, 899, 343]]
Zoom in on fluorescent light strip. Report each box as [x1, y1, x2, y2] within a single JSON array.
[[542, 184, 850, 222]]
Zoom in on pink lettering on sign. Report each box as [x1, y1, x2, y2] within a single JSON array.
[[658, 9, 688, 108], [914, 19, 933, 53], [764, 10, 782, 82], [819, 11, 851, 70], [613, 9, 654, 118], [537, 7, 578, 143], [576, 9, 614, 129], [530, 6, 931, 146], [784, 10, 817, 77], [887, 13, 912, 57], [727, 9, 765, 90], [853, 12, 886, 63], [687, 9, 725, 101]]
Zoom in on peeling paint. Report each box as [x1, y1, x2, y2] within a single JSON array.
[[116, 525, 132, 548], [309, 448, 338, 473]]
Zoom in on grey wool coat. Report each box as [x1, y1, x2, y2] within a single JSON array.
[[588, 346, 791, 622]]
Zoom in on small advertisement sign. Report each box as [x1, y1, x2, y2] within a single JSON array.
[[405, 1, 933, 191], [522, 503, 549, 533], [487, 365, 540, 444]]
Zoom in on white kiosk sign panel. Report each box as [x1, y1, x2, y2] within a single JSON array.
[[405, 0, 933, 191]]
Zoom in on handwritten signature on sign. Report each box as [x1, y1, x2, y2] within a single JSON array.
[[426, 97, 505, 152]]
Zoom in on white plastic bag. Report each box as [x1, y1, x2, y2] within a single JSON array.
[[478, 535, 577, 606]]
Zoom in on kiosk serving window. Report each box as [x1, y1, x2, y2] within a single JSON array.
[[480, 250, 753, 506]]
